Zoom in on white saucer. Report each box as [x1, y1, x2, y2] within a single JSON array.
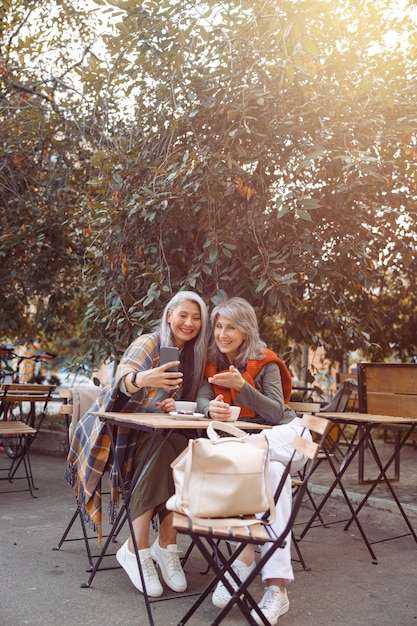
[[169, 411, 208, 420]]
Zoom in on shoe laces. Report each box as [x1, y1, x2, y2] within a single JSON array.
[[216, 560, 251, 595], [259, 586, 281, 611], [141, 553, 158, 580], [233, 561, 252, 582], [164, 547, 183, 575]]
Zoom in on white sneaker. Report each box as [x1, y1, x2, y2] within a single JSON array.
[[116, 539, 163, 597], [212, 559, 256, 608], [250, 586, 290, 625], [150, 537, 187, 592]]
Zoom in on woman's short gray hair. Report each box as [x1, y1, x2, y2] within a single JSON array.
[[208, 297, 266, 368]]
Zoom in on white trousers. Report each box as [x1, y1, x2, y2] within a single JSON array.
[[259, 417, 312, 582]]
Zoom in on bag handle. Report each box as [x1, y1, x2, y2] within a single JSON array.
[[206, 420, 251, 442]]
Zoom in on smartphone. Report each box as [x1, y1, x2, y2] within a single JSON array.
[[160, 346, 180, 372]]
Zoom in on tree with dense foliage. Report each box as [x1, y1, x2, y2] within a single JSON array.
[[0, 1, 111, 367], [1, 0, 416, 375]]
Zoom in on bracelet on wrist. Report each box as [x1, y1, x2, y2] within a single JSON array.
[[131, 372, 140, 389]]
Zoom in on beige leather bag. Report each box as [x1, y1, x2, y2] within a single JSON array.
[[166, 421, 275, 525]]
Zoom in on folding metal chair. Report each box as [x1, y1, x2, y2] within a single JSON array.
[[292, 382, 359, 541], [0, 420, 37, 495], [320, 379, 358, 451], [172, 413, 330, 625], [288, 402, 322, 569], [0, 383, 55, 496], [53, 386, 102, 570], [179, 403, 320, 576]]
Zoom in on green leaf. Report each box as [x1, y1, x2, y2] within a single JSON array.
[[296, 210, 313, 221]]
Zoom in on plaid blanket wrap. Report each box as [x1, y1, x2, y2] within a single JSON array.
[[64, 333, 182, 545]]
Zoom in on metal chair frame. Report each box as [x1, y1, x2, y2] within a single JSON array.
[[0, 383, 55, 497], [173, 413, 330, 625]]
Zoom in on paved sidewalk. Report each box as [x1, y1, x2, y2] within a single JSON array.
[[1, 442, 416, 626]]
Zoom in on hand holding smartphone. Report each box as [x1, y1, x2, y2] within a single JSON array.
[[160, 346, 180, 372]]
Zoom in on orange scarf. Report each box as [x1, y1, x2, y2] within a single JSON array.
[[205, 348, 292, 418]]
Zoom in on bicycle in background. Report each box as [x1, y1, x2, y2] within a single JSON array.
[[0, 346, 56, 458]]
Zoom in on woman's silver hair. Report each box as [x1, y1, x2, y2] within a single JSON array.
[[208, 297, 266, 369], [159, 290, 209, 398]]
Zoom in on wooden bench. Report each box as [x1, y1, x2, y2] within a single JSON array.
[[357, 362, 417, 482], [358, 363, 417, 418]]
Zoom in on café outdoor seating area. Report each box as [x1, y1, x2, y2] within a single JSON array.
[[2, 364, 417, 625], [3, 3, 417, 624], [2, 427, 416, 626]]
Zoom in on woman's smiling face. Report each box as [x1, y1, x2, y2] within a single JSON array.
[[168, 300, 202, 348], [213, 315, 246, 363]]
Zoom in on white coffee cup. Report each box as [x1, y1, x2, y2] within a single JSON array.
[[228, 406, 241, 422], [175, 401, 197, 414]]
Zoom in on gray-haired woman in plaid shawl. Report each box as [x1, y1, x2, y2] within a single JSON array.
[[65, 291, 209, 597]]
